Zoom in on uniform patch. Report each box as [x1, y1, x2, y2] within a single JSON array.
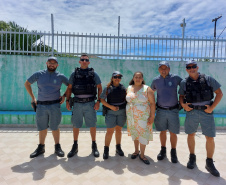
[[168, 81, 172, 86], [54, 79, 57, 84]]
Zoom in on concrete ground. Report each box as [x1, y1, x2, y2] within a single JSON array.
[[0, 127, 226, 185]]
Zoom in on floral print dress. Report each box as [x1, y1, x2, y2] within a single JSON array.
[[126, 85, 153, 145]]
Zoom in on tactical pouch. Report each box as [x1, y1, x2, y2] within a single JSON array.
[[102, 105, 108, 116], [69, 98, 74, 109]]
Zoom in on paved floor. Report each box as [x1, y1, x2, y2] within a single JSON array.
[[0, 127, 226, 185]]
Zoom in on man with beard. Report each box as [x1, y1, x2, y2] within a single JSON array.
[[24, 56, 69, 158]]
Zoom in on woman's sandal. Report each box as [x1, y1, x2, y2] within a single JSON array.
[[139, 155, 150, 165], [131, 151, 140, 159]]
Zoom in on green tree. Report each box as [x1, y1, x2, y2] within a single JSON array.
[[0, 21, 54, 55], [198, 58, 211, 62]]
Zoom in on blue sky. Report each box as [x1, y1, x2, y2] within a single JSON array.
[[0, 0, 226, 38]]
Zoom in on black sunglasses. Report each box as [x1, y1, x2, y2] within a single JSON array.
[[186, 65, 197, 69], [80, 59, 89, 62], [113, 76, 122, 79]]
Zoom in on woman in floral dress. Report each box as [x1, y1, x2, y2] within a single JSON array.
[[126, 71, 155, 165]]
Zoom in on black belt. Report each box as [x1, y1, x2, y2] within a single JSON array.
[[37, 99, 61, 105], [105, 103, 126, 110], [188, 105, 207, 110], [157, 104, 179, 110], [73, 97, 96, 103]]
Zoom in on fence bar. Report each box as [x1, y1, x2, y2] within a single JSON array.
[[39, 31, 41, 53], [51, 14, 54, 56], [6, 30, 8, 54], [44, 31, 46, 53], [0, 29, 226, 61]]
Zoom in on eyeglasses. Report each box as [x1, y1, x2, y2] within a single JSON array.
[[186, 65, 197, 70], [47, 62, 58, 65], [113, 76, 122, 79], [80, 59, 89, 62]]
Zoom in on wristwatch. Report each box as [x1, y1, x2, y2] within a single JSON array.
[[97, 99, 101, 103]]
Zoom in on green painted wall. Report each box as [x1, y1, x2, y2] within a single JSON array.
[[0, 55, 225, 114], [1, 113, 226, 127]]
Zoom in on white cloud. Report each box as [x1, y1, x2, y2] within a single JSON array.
[[0, 0, 225, 38]]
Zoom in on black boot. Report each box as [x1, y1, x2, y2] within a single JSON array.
[[30, 144, 45, 158], [205, 158, 220, 177], [92, 142, 99, 157], [157, 146, 166, 160], [170, 148, 178, 163], [116, 144, 124, 156], [103, 146, 109, 159], [55, 144, 65, 157], [67, 143, 78, 158], [187, 154, 196, 169]]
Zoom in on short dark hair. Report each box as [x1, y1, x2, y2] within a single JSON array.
[[80, 54, 89, 60], [129, 71, 145, 85]]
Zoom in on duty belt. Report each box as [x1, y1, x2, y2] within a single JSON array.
[[188, 105, 207, 110], [105, 103, 126, 110], [37, 99, 61, 105], [157, 104, 179, 110], [73, 97, 96, 103]]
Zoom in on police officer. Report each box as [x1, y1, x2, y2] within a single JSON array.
[[100, 71, 126, 159], [24, 56, 69, 158], [179, 60, 223, 177], [66, 54, 102, 158], [151, 61, 182, 163]]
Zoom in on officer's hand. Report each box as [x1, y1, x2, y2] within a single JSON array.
[[147, 116, 154, 125], [183, 103, 193, 112], [60, 96, 65, 104], [66, 101, 71, 111], [94, 102, 100, 110], [204, 105, 213, 114], [31, 98, 37, 107], [111, 106, 119, 111]]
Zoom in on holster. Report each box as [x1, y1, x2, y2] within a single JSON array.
[[69, 97, 74, 109], [102, 105, 108, 116], [31, 102, 37, 112]]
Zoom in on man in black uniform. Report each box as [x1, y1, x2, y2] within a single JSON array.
[[66, 54, 102, 158], [179, 60, 223, 177]]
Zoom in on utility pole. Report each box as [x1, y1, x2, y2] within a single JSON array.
[[212, 15, 222, 62], [180, 18, 186, 62], [118, 16, 120, 59], [51, 14, 54, 56]]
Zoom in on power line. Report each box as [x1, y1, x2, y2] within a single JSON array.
[[217, 26, 226, 39]]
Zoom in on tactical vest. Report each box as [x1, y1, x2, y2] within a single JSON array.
[[107, 84, 126, 105], [72, 67, 97, 97], [185, 74, 213, 103]]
